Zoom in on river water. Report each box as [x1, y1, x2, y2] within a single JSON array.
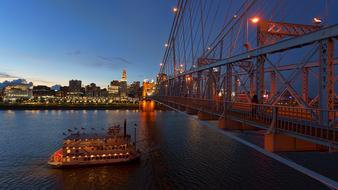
[[0, 103, 330, 189]]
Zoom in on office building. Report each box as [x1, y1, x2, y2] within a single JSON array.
[[128, 81, 141, 98], [108, 80, 120, 97], [33, 85, 53, 97], [3, 84, 33, 102], [68, 80, 82, 96], [85, 83, 100, 97]]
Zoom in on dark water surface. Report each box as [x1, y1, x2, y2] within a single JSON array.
[[0, 109, 330, 189]]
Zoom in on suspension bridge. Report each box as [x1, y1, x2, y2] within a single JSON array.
[[153, 0, 338, 152]]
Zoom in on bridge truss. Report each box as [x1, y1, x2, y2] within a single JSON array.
[[155, 0, 338, 149]]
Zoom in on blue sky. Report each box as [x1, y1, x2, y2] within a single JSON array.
[[0, 0, 337, 89], [0, 0, 175, 87]]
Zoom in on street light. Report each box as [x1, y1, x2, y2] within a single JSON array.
[[313, 17, 322, 24], [164, 43, 169, 48], [245, 16, 260, 50], [172, 7, 178, 13], [250, 17, 260, 24]]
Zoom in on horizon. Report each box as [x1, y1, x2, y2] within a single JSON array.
[[0, 74, 147, 89]]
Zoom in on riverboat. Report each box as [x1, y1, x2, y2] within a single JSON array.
[[48, 120, 140, 168]]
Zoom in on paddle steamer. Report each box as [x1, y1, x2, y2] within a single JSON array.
[[48, 120, 140, 168]]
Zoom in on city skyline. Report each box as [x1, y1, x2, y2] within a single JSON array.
[[0, 68, 143, 89], [1, 1, 338, 189], [0, 0, 175, 87]]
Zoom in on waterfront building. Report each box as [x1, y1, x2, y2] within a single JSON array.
[[100, 88, 109, 97], [33, 85, 53, 97], [119, 81, 127, 98], [68, 80, 82, 96], [85, 83, 100, 97], [128, 81, 141, 98], [3, 84, 33, 102], [108, 80, 120, 97], [0, 88, 4, 102], [55, 86, 69, 97]]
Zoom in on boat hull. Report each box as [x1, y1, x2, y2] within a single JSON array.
[[48, 155, 140, 169]]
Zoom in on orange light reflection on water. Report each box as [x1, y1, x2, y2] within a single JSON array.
[[139, 100, 156, 129]]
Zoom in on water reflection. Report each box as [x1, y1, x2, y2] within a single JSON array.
[[139, 100, 157, 149], [140, 100, 155, 112], [0, 110, 329, 189]]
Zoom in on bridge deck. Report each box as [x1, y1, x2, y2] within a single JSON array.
[[154, 96, 338, 149]]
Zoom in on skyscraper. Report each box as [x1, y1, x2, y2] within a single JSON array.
[[121, 69, 127, 82], [119, 69, 127, 97]]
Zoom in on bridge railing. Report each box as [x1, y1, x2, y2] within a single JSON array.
[[153, 96, 338, 145]]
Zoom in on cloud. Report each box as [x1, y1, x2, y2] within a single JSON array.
[[114, 57, 132, 65], [0, 72, 18, 79], [30, 79, 55, 85], [97, 56, 132, 65], [0, 79, 33, 88], [0, 72, 55, 86]]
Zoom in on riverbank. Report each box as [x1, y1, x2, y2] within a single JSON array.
[[0, 103, 140, 110], [0, 101, 168, 110]]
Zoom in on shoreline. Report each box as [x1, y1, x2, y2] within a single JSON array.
[[0, 104, 140, 110], [0, 102, 167, 110]]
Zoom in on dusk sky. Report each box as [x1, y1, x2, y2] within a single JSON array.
[[0, 0, 337, 89], [0, 0, 175, 87]]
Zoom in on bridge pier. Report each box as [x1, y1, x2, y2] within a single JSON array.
[[264, 132, 325, 152], [197, 111, 219, 120], [218, 117, 257, 130]]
